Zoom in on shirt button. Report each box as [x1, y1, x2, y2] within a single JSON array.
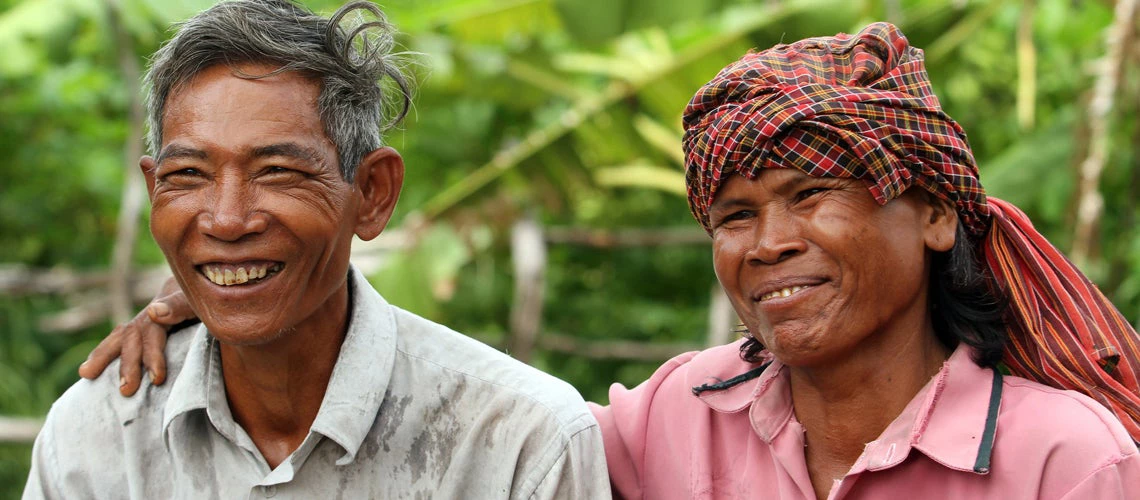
[[263, 486, 277, 498]]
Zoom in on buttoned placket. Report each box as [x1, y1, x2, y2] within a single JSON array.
[[196, 336, 330, 498], [245, 430, 328, 499]]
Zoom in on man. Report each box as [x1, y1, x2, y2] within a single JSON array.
[[24, 1, 608, 498]]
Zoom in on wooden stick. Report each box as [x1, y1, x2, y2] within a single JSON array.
[[537, 332, 702, 362], [0, 416, 42, 443], [1016, 0, 1037, 131], [544, 227, 708, 247], [105, 0, 147, 324]]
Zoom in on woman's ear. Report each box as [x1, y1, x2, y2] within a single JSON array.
[[924, 194, 958, 253], [353, 147, 404, 241]]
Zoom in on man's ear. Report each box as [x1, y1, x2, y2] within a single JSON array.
[[353, 147, 404, 241], [140, 156, 157, 201], [924, 194, 958, 253]]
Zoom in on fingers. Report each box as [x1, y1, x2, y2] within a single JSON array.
[[77, 325, 124, 380], [77, 275, 192, 394], [76, 307, 150, 395], [145, 290, 195, 326], [118, 316, 145, 397], [138, 290, 192, 386], [141, 320, 169, 386]]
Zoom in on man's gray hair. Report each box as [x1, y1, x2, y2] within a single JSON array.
[[144, 0, 412, 181]]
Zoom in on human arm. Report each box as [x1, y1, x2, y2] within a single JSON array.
[[77, 276, 196, 396], [586, 351, 705, 500], [588, 400, 643, 500]]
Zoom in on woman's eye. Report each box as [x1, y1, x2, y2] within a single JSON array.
[[721, 210, 754, 224], [795, 187, 829, 201]]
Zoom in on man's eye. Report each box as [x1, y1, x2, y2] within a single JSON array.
[[162, 168, 202, 179], [262, 166, 302, 177]]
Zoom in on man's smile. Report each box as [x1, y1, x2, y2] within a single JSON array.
[[197, 261, 284, 286]]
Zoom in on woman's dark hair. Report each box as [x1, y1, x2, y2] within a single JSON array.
[[739, 223, 1010, 367]]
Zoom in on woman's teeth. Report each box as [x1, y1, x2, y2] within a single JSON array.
[[759, 285, 810, 302], [203, 263, 281, 286]]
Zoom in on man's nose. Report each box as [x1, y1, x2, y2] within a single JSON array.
[[745, 210, 806, 265], [197, 178, 269, 242]]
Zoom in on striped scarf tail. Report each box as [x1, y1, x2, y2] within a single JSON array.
[[983, 197, 1140, 440]]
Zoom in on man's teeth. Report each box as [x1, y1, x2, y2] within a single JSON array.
[[203, 264, 278, 286], [760, 285, 810, 302]]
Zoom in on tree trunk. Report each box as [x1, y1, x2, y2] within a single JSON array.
[[1071, 0, 1139, 266]]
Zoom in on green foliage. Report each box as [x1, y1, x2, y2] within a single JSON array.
[[2, 0, 1139, 496], [0, 295, 113, 497]]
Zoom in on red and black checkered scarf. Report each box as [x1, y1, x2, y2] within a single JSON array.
[[683, 22, 1140, 440]]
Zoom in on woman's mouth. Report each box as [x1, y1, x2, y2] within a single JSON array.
[[758, 285, 813, 302]]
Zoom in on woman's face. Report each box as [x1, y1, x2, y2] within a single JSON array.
[[708, 168, 954, 368]]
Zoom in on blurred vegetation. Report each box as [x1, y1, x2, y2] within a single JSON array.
[[2, 0, 1139, 496]]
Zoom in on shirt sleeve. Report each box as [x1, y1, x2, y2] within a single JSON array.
[[1058, 452, 1140, 500], [524, 418, 612, 500], [23, 377, 129, 500], [22, 408, 63, 500]]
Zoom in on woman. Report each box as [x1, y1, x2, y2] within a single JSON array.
[[591, 23, 1140, 499], [85, 23, 1140, 499]]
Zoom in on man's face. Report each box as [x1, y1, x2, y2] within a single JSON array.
[[708, 168, 947, 368], [142, 63, 361, 345]]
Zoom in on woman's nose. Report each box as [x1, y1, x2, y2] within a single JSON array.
[[745, 211, 806, 265]]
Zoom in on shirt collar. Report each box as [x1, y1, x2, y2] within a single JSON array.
[[907, 344, 1000, 474], [685, 339, 794, 441], [309, 265, 398, 465], [686, 339, 773, 413], [161, 265, 399, 465], [162, 323, 212, 443], [690, 342, 1000, 474]]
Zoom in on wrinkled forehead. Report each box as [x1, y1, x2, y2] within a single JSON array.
[[163, 63, 321, 122], [708, 166, 873, 207]]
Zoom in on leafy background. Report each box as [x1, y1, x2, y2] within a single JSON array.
[[3, 0, 1139, 496]]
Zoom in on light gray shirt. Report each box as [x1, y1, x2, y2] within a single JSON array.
[[24, 266, 610, 499]]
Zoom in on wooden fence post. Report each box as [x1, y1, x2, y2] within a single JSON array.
[[706, 284, 738, 347], [509, 216, 547, 363]]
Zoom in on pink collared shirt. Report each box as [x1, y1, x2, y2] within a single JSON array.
[[590, 340, 1140, 499]]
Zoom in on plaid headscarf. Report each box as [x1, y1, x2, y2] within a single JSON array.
[[683, 22, 1140, 440]]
